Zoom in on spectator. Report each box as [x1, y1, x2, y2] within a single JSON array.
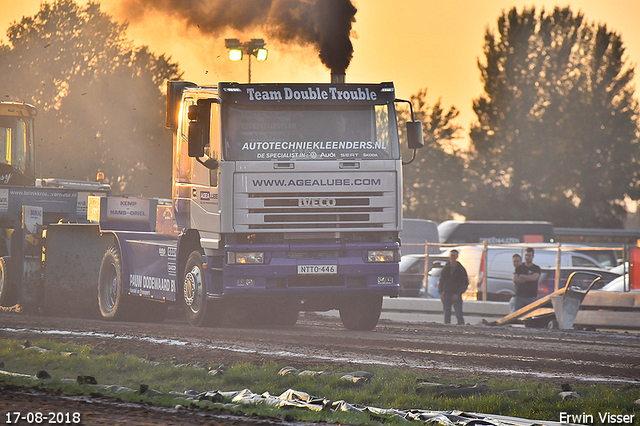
[[438, 249, 469, 325], [513, 247, 541, 311]]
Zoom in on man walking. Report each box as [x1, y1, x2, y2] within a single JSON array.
[[513, 247, 541, 311], [438, 249, 469, 325]]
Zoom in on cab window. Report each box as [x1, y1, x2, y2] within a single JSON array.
[[206, 102, 219, 187], [175, 98, 194, 183]]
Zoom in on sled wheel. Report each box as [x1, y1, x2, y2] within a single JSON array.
[[339, 295, 383, 331], [182, 251, 219, 327], [0, 256, 18, 307], [98, 246, 129, 320]]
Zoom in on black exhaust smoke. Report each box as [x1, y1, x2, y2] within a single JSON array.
[[120, 0, 357, 76]]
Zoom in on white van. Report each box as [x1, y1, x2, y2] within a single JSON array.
[[440, 244, 603, 301], [400, 218, 439, 256]]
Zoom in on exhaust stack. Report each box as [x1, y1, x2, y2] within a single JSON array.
[[331, 73, 345, 84]]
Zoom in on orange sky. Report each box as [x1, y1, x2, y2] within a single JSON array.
[[1, 0, 639, 148]]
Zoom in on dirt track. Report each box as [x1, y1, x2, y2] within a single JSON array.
[[1, 310, 639, 424]]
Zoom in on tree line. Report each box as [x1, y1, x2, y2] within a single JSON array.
[[0, 0, 181, 197], [401, 6, 639, 228], [0, 2, 638, 227]]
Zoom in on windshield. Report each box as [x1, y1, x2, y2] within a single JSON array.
[[0, 115, 33, 174], [222, 104, 399, 161]]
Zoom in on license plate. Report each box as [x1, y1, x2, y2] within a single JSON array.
[[297, 264, 338, 275]]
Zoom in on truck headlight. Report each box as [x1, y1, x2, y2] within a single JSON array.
[[367, 250, 397, 263], [227, 251, 265, 264]]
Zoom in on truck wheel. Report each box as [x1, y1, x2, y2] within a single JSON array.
[[0, 256, 18, 307], [182, 251, 219, 327], [98, 246, 129, 320], [339, 295, 383, 331]]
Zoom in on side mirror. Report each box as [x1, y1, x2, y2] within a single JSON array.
[[406, 121, 424, 149], [166, 81, 196, 130], [394, 98, 424, 153]]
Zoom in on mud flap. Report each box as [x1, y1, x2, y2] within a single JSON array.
[[42, 223, 114, 318]]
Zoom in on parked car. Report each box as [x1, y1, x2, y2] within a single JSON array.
[[559, 244, 621, 269], [601, 274, 635, 292], [424, 256, 448, 298], [439, 244, 604, 301], [399, 254, 446, 298], [610, 262, 629, 275], [537, 267, 620, 297], [399, 254, 427, 297], [424, 265, 440, 298]]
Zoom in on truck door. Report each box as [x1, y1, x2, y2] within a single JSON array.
[[183, 99, 220, 248]]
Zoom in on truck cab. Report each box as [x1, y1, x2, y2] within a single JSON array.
[[165, 81, 422, 329], [0, 102, 36, 186]]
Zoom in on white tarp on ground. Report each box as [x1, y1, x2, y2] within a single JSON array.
[[1, 359, 583, 426], [186, 387, 582, 426]]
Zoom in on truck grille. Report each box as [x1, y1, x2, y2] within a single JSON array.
[[238, 191, 394, 230], [287, 250, 340, 259], [234, 171, 398, 232]]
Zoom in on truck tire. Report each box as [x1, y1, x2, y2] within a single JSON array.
[[182, 251, 219, 327], [339, 295, 383, 331], [0, 256, 18, 307], [98, 246, 130, 320]]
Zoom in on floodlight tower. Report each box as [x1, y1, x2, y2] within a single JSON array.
[[225, 38, 268, 83]]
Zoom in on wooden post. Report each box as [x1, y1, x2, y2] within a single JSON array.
[[482, 240, 488, 301], [423, 241, 429, 297], [554, 242, 561, 292]]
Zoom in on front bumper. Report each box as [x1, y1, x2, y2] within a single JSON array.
[[213, 241, 399, 299]]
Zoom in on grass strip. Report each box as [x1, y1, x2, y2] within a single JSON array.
[[0, 338, 637, 425]]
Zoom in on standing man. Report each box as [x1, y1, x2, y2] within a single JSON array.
[[513, 247, 541, 311], [438, 249, 469, 325]]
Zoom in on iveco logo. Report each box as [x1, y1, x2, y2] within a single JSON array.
[[298, 197, 337, 207]]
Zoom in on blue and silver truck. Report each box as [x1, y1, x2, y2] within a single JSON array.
[[0, 81, 423, 331]]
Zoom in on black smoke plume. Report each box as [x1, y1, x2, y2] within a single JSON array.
[[121, 0, 357, 74]]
